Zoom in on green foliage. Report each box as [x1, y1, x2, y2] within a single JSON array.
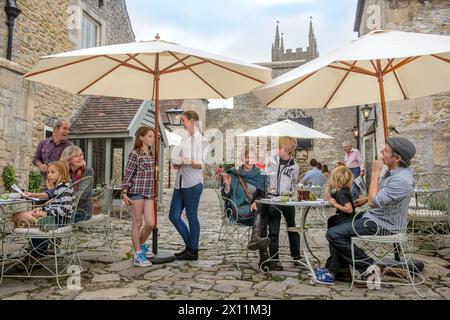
[[28, 170, 41, 192], [2, 165, 17, 192]]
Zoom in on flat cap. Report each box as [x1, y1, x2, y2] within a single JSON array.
[[386, 136, 416, 163]]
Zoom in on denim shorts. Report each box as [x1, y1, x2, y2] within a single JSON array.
[[127, 193, 147, 200]]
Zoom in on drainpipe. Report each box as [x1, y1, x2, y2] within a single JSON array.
[[356, 105, 360, 150], [5, 0, 21, 61]]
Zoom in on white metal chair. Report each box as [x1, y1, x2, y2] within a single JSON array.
[[349, 195, 425, 297], [217, 193, 253, 270], [408, 173, 450, 252], [0, 176, 93, 289], [74, 181, 117, 262]]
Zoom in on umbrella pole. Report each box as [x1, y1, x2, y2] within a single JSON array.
[[151, 51, 175, 264], [377, 60, 389, 139]]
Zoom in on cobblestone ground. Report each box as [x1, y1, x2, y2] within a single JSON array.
[[1, 189, 449, 300]]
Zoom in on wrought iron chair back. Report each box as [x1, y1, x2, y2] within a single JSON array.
[[409, 172, 450, 251], [0, 176, 93, 289], [217, 192, 253, 270], [350, 195, 425, 297]]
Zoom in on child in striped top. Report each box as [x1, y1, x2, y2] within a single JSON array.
[[12, 161, 75, 227]]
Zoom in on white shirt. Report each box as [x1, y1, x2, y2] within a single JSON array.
[[172, 129, 209, 189]]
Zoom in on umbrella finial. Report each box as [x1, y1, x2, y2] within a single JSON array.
[[155, 33, 160, 40]]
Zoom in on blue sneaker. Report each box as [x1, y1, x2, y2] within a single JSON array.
[[315, 267, 327, 275], [140, 244, 154, 259], [134, 250, 152, 267], [316, 270, 335, 285]]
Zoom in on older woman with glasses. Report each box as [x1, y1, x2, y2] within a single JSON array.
[[60, 145, 94, 222]]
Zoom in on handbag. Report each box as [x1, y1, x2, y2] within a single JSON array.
[[234, 173, 255, 221]]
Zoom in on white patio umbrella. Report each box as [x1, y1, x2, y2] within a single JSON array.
[[238, 119, 333, 139], [253, 30, 450, 138], [24, 34, 272, 262]]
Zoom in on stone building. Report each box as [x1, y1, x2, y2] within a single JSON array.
[[0, 0, 134, 190], [272, 20, 319, 62], [354, 0, 450, 175], [205, 20, 358, 185]]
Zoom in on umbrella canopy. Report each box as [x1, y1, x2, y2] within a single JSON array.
[[166, 130, 182, 146], [24, 35, 272, 260], [24, 37, 271, 100], [253, 30, 450, 138], [238, 119, 333, 139]]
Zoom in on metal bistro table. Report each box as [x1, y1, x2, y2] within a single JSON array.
[[256, 198, 330, 284]]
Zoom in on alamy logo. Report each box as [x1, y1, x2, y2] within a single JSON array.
[[66, 265, 82, 290], [365, 265, 381, 290], [366, 5, 381, 31], [67, 5, 82, 30]]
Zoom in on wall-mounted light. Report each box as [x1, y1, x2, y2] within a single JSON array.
[[351, 126, 359, 138], [361, 104, 377, 123], [165, 107, 183, 126]]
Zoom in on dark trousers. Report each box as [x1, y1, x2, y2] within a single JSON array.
[[324, 215, 351, 274], [326, 215, 377, 274], [263, 204, 300, 260]]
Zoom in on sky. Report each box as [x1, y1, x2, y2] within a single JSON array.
[[126, 0, 359, 108]]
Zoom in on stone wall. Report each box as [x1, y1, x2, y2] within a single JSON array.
[[0, 0, 135, 192], [356, 0, 450, 175], [205, 60, 358, 185]]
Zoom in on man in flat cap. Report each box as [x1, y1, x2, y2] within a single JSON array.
[[314, 136, 416, 286]]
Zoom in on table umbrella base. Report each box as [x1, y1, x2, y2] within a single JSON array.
[[149, 250, 176, 264]]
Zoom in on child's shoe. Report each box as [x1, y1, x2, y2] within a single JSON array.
[[316, 269, 335, 285], [140, 243, 155, 259], [134, 250, 152, 267]]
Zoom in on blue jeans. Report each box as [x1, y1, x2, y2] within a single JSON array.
[[326, 215, 377, 274], [169, 183, 203, 251], [349, 167, 361, 200]]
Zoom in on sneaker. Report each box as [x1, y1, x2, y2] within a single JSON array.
[[140, 244, 154, 259], [134, 251, 152, 267], [315, 267, 327, 275], [316, 270, 335, 285]]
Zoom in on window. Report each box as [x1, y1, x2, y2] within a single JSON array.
[[82, 13, 100, 48], [44, 125, 53, 139], [292, 117, 313, 150]]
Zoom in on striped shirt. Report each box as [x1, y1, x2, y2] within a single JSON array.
[[44, 182, 75, 218], [122, 149, 155, 198]]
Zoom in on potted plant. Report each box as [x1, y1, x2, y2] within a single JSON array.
[[28, 170, 41, 192], [2, 164, 17, 192]]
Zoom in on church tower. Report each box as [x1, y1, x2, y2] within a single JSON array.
[[308, 16, 319, 59], [271, 21, 281, 61], [271, 18, 319, 62]]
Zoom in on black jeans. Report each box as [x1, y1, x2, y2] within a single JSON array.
[[264, 204, 300, 260], [326, 214, 378, 274], [324, 215, 352, 274]]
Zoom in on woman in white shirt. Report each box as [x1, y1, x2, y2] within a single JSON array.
[[169, 110, 209, 261]]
